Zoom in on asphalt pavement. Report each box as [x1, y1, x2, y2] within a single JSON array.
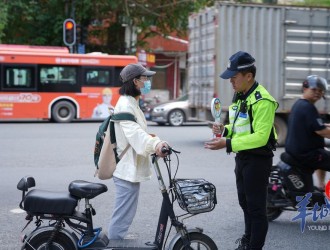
[[1, 121, 330, 249]]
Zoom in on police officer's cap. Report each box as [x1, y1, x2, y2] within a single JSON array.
[[220, 51, 255, 79]]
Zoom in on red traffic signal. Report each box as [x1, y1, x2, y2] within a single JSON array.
[[63, 19, 76, 46], [65, 21, 74, 30]]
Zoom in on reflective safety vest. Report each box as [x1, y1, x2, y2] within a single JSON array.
[[224, 83, 278, 153]]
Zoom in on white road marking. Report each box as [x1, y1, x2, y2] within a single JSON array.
[[10, 208, 25, 214]]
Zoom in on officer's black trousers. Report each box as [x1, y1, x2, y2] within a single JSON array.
[[235, 152, 272, 250]]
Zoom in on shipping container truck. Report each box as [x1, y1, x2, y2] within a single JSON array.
[[187, 2, 330, 145]]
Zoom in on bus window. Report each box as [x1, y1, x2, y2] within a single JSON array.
[[40, 66, 76, 85], [113, 67, 124, 87], [3, 66, 35, 90], [84, 69, 110, 86], [38, 66, 79, 92]]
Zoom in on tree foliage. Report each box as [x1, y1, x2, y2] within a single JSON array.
[[3, 0, 327, 54], [0, 0, 215, 54], [293, 0, 330, 7], [1, 0, 66, 45]]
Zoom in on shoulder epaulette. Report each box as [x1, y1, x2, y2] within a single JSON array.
[[255, 91, 262, 100]]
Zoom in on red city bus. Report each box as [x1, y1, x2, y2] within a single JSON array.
[[0, 44, 138, 122]]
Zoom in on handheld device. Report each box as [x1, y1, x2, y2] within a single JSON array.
[[210, 97, 222, 137]]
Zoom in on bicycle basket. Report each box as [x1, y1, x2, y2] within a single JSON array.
[[173, 178, 217, 214]]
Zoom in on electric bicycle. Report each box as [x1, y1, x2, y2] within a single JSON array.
[[17, 147, 218, 249]]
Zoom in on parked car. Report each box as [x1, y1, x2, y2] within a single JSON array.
[[151, 94, 196, 126]]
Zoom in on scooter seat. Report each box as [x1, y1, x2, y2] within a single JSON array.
[[280, 152, 314, 174], [69, 180, 108, 199], [280, 152, 300, 166], [24, 189, 78, 215]]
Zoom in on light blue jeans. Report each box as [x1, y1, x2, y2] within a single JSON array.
[[108, 176, 140, 239]]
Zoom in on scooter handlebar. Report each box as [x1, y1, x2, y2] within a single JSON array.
[[161, 146, 171, 154]]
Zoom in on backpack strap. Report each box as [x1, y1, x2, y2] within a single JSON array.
[[109, 112, 136, 144], [111, 112, 136, 122], [109, 112, 137, 163]]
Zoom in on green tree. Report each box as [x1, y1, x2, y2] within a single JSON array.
[[1, 0, 66, 45], [294, 0, 330, 6], [0, 0, 214, 54], [0, 1, 8, 43]]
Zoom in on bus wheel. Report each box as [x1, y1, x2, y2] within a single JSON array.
[[52, 101, 75, 123]]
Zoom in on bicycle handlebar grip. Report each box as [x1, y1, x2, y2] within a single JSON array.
[[161, 146, 170, 154]]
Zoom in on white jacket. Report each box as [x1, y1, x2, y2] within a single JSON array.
[[113, 95, 161, 182]]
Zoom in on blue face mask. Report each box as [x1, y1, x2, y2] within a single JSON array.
[[140, 80, 152, 95]]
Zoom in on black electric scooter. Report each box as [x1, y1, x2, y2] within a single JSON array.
[[17, 147, 218, 250]]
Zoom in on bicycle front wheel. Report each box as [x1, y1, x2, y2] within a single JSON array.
[[172, 232, 218, 250]]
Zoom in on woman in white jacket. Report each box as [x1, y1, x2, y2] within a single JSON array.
[[108, 63, 168, 239]]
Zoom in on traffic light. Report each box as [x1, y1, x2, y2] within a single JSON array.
[[63, 19, 76, 46]]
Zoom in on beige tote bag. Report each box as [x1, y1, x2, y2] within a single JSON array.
[[95, 125, 130, 180]]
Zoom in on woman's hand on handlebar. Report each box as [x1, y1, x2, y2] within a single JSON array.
[[155, 141, 169, 158]]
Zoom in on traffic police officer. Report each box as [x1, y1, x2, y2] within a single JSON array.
[[205, 51, 278, 250]]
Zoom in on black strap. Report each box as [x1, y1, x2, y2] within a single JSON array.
[[230, 81, 259, 138], [109, 112, 136, 163], [230, 100, 242, 139]]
